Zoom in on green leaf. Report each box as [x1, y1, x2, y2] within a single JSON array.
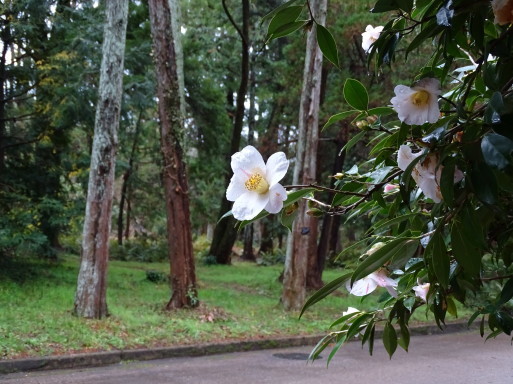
[[300, 272, 353, 318], [481, 133, 513, 170], [397, 321, 410, 352], [316, 24, 339, 67], [470, 162, 498, 205], [426, 230, 449, 288], [367, 107, 395, 116], [339, 130, 366, 155], [261, 0, 302, 25], [308, 333, 335, 362], [451, 218, 482, 277], [343, 79, 369, 111], [269, 20, 308, 40], [323, 110, 358, 130], [382, 322, 398, 359], [371, 0, 412, 13], [279, 204, 298, 232], [266, 5, 304, 38], [440, 160, 456, 206], [351, 236, 416, 284], [498, 277, 513, 307]]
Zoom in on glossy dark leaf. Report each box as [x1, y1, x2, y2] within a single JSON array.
[[300, 272, 353, 318], [266, 6, 304, 38], [316, 24, 339, 67], [323, 110, 358, 130], [270, 20, 308, 40], [426, 231, 450, 288], [470, 162, 498, 205], [481, 133, 513, 170], [261, 0, 302, 25], [383, 322, 398, 358], [343, 78, 369, 111], [451, 218, 481, 277], [498, 277, 513, 307]]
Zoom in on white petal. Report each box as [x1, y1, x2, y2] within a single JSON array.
[[231, 191, 269, 221], [415, 77, 441, 95], [426, 99, 441, 123], [226, 174, 247, 202], [231, 145, 266, 181], [370, 270, 398, 288], [349, 277, 378, 296], [453, 167, 464, 183], [264, 184, 287, 214], [265, 152, 289, 186], [397, 145, 421, 171]]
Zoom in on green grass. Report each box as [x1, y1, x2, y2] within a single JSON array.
[[0, 254, 463, 359]]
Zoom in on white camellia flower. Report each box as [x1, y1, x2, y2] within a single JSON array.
[[361, 25, 384, 53], [413, 282, 430, 302], [390, 77, 441, 125], [397, 145, 464, 203], [342, 306, 359, 317], [226, 145, 289, 221], [349, 269, 398, 297]]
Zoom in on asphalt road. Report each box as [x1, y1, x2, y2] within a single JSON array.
[[2, 331, 512, 384]]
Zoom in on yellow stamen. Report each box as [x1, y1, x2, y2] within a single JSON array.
[[245, 173, 269, 194], [411, 90, 430, 106]]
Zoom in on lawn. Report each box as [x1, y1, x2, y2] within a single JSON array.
[[0, 253, 460, 359]]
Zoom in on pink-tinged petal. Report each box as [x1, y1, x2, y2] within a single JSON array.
[[413, 283, 430, 302], [415, 77, 441, 95], [265, 152, 289, 186], [385, 285, 399, 298], [231, 145, 266, 181], [264, 184, 287, 214], [370, 270, 398, 288], [384, 183, 399, 193], [397, 145, 421, 171], [426, 100, 441, 123], [350, 276, 378, 296], [232, 191, 269, 221], [453, 167, 464, 183], [226, 174, 247, 202]]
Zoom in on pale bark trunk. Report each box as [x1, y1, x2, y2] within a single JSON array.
[[282, 0, 327, 310], [74, 0, 128, 319], [148, 0, 198, 309]]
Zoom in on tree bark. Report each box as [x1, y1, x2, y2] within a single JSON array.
[[74, 0, 128, 319], [148, 0, 198, 309], [117, 111, 142, 245], [208, 0, 250, 265], [282, 0, 327, 310]]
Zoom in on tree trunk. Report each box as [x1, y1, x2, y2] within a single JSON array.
[[117, 111, 142, 245], [209, 0, 250, 265], [241, 59, 257, 262], [317, 139, 347, 271], [74, 0, 128, 319], [282, 0, 326, 310], [148, 0, 198, 309]]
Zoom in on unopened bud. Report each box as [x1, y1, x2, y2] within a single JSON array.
[[366, 115, 378, 124], [333, 172, 344, 180], [356, 120, 369, 129], [284, 202, 299, 215]]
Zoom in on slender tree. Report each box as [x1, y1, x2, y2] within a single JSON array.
[[148, 0, 198, 309], [74, 0, 128, 318], [282, 0, 327, 310], [208, 0, 250, 265]]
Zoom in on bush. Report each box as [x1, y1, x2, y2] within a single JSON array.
[[110, 238, 167, 263]]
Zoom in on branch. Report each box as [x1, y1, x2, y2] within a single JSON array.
[[221, 0, 248, 47]]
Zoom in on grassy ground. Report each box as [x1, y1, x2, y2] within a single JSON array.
[[0, 254, 461, 360]]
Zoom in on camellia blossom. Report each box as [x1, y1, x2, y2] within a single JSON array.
[[349, 269, 398, 297], [342, 307, 359, 317], [397, 145, 464, 203], [361, 25, 384, 53], [226, 145, 289, 221], [492, 0, 513, 25], [413, 282, 430, 302], [384, 183, 399, 193], [390, 78, 441, 125]]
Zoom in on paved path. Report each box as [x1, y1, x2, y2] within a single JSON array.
[[2, 331, 512, 384]]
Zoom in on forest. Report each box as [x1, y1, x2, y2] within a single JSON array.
[[2, 0, 513, 361]]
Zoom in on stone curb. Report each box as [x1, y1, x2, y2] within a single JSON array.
[[0, 321, 473, 375]]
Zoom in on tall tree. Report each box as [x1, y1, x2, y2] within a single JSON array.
[[148, 0, 198, 309], [208, 0, 250, 264], [281, 0, 327, 310], [74, 0, 128, 319]]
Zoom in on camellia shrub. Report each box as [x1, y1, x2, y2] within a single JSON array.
[[227, 0, 513, 360]]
